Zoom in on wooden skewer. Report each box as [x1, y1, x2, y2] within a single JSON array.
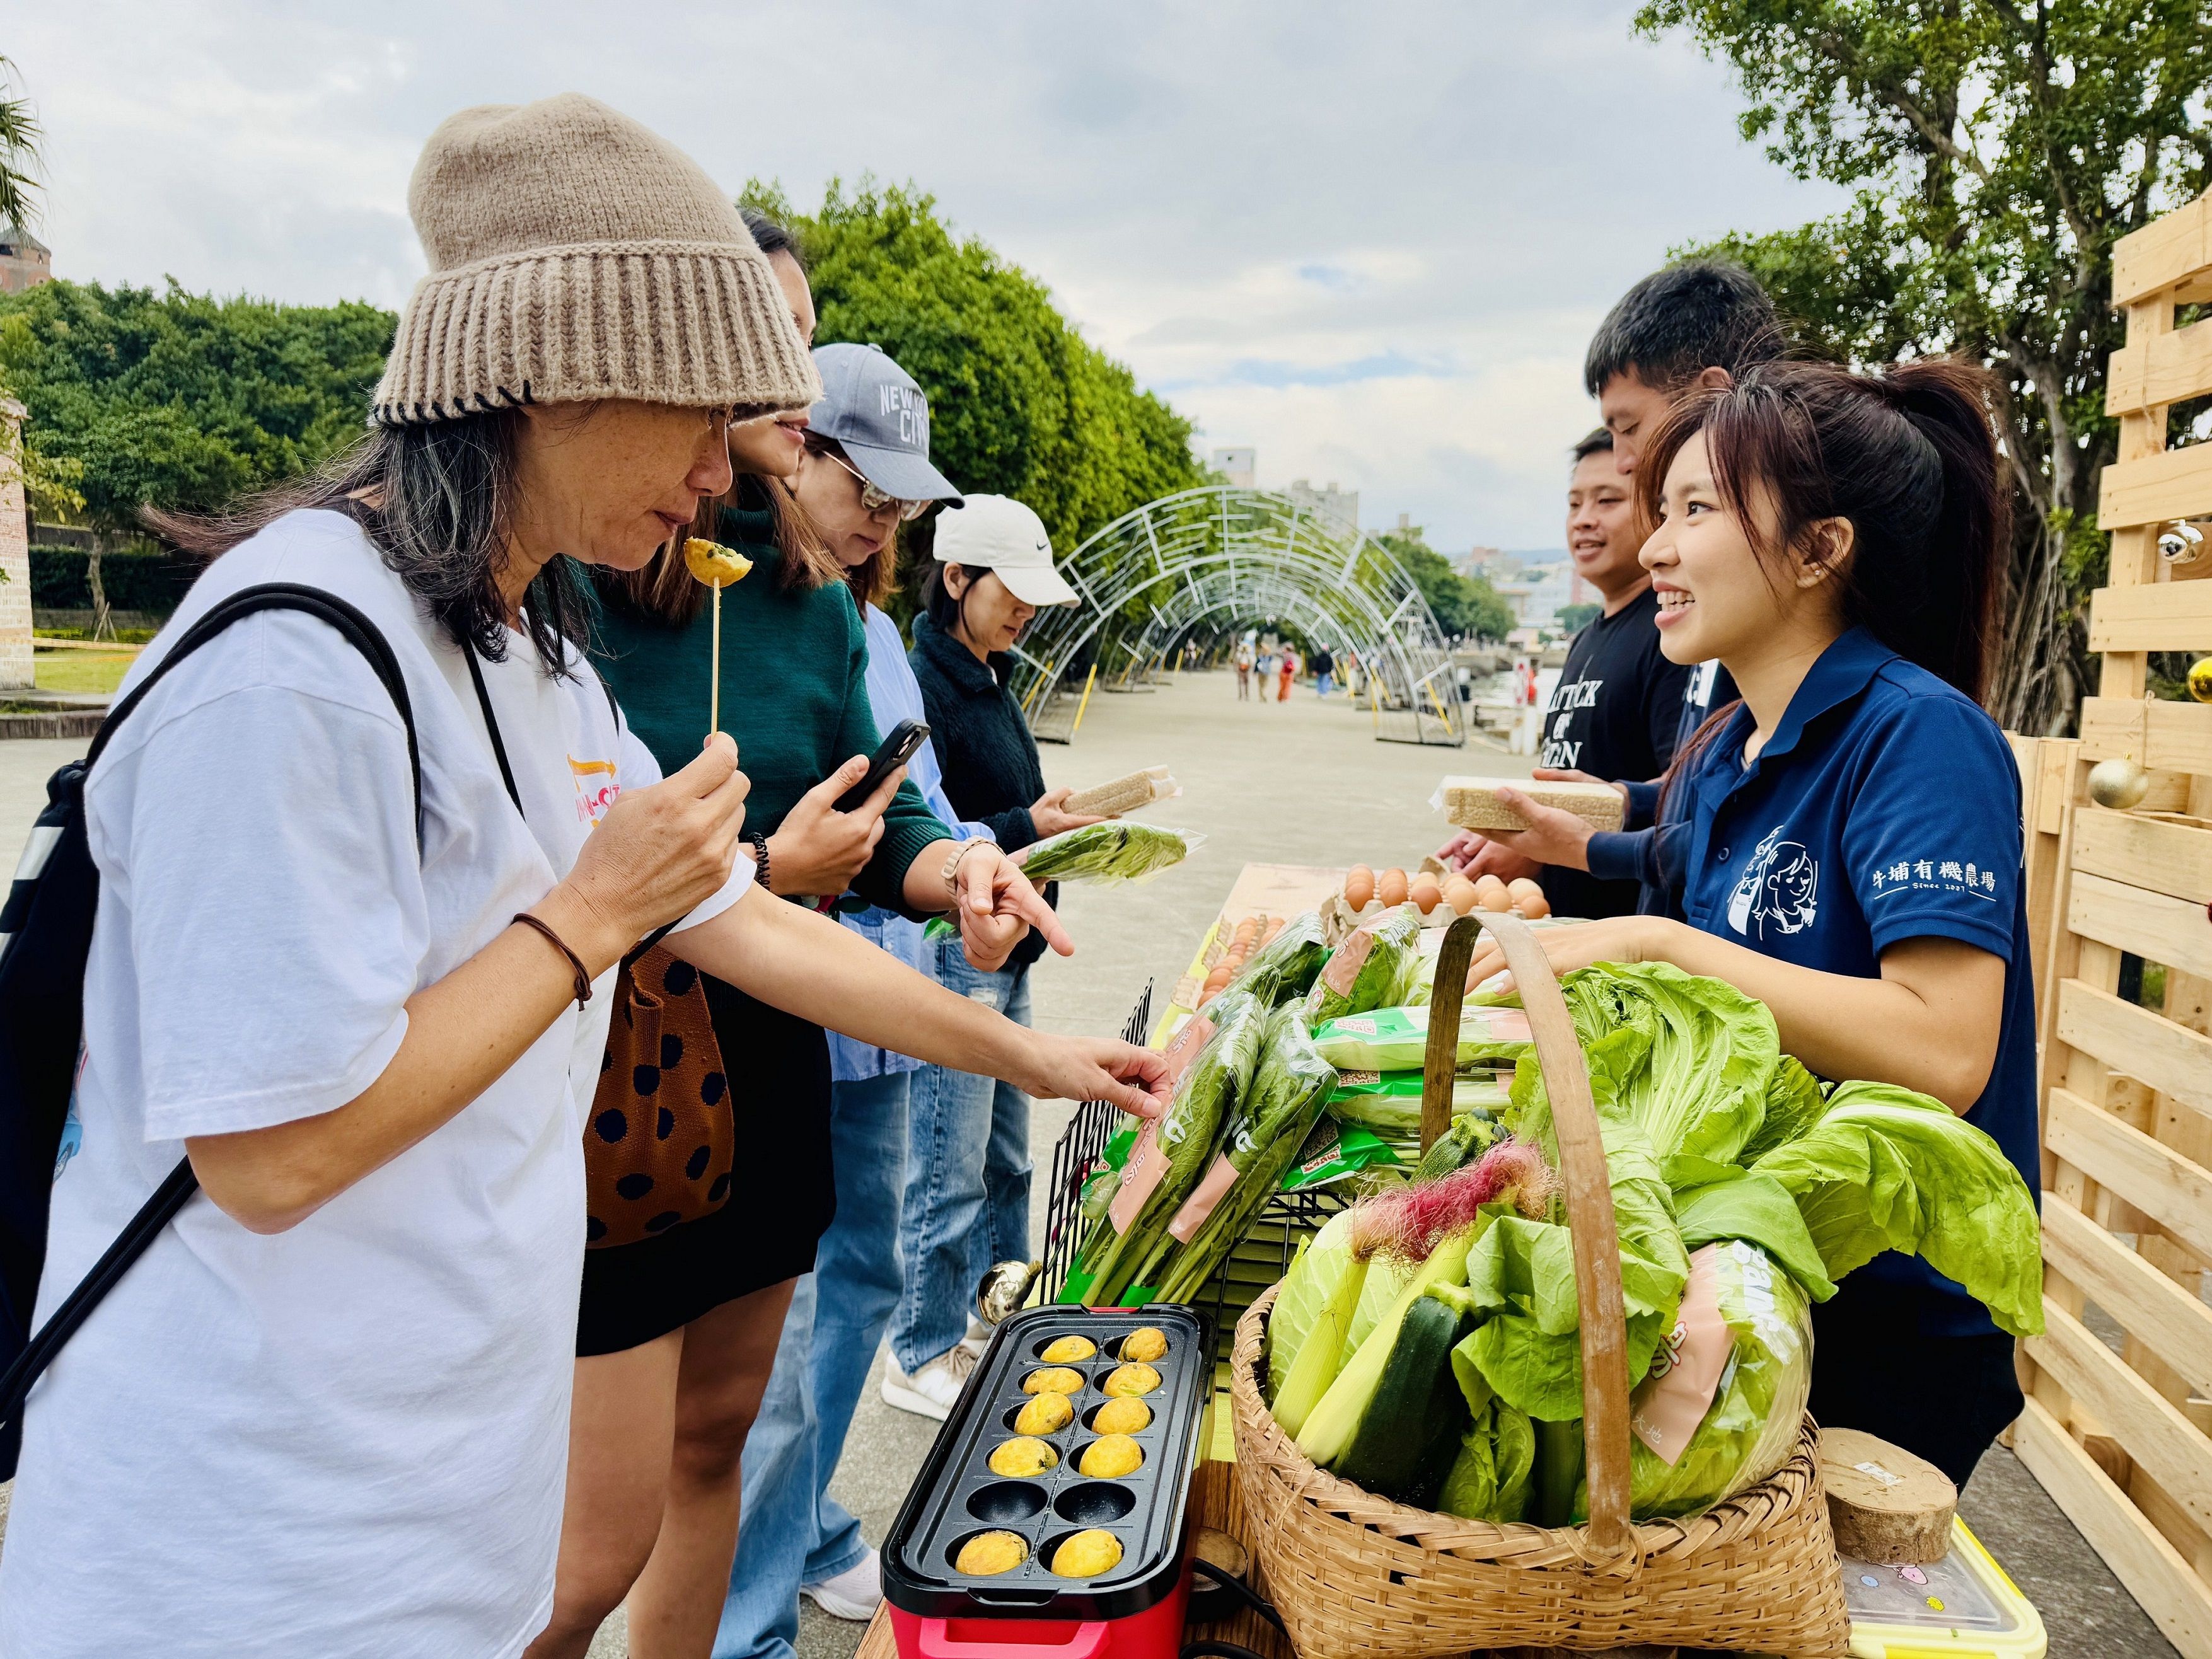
[[710, 583, 722, 736]]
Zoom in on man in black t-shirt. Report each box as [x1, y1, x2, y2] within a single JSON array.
[[1440, 429, 1689, 917]]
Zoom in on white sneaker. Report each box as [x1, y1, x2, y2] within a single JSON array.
[[802, 1549, 882, 1622], [881, 1344, 979, 1421], [959, 1317, 993, 1357]]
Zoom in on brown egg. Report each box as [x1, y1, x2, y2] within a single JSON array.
[[1473, 874, 1512, 912], [1515, 891, 1552, 920], [1343, 865, 1375, 910], [1442, 875, 1479, 915], [1377, 868, 1410, 907], [1410, 873, 1442, 914]]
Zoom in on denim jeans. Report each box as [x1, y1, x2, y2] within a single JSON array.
[[1316, 672, 1333, 697], [893, 941, 1033, 1373], [714, 1070, 911, 1659]]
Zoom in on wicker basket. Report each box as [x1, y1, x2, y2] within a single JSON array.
[[1227, 912, 1854, 1658]]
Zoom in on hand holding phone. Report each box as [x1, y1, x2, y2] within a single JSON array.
[[834, 719, 929, 814]]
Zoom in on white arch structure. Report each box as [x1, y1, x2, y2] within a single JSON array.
[[1010, 486, 1464, 745]]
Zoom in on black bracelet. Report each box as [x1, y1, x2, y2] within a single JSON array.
[[513, 913, 593, 1009], [744, 831, 772, 889]]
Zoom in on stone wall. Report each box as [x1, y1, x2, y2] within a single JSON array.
[[0, 401, 32, 689]]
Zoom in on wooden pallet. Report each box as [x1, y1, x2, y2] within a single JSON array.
[[2019, 186, 2212, 1659]]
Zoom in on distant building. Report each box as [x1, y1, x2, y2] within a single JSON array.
[[1459, 545, 1520, 582], [1210, 446, 1256, 488], [1286, 478, 1359, 533], [0, 224, 50, 294], [1497, 560, 1577, 630]]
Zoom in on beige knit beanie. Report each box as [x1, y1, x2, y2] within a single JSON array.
[[372, 93, 820, 425]]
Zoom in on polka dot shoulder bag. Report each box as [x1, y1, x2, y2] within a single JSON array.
[[585, 944, 736, 1247]]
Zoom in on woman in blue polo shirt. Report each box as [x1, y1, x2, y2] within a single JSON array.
[[1472, 357, 2035, 1485]]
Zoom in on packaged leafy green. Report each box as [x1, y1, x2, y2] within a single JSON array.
[[1225, 910, 1330, 1008], [1576, 1239, 1813, 1521], [1312, 1004, 1534, 1073], [1304, 906, 1423, 1026], [1323, 1068, 1512, 1136], [1017, 821, 1202, 884], [1278, 1116, 1403, 1191]]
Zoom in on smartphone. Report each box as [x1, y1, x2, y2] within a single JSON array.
[[834, 719, 929, 813]]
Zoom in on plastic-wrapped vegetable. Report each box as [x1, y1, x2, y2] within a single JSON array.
[[1324, 1070, 1511, 1137], [1153, 1004, 1337, 1304], [1312, 1004, 1534, 1073], [1019, 821, 1202, 884], [1576, 1239, 1812, 1520], [1305, 907, 1423, 1026], [1075, 993, 1268, 1304], [1224, 909, 1330, 1008]]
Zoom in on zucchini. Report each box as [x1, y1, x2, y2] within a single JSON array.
[[1411, 1111, 1500, 1182], [1330, 1286, 1474, 1510]]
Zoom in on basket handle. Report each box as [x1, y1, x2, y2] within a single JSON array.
[[1419, 911, 1635, 1556]]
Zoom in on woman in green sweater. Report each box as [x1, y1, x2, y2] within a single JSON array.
[[533, 221, 1071, 1658]]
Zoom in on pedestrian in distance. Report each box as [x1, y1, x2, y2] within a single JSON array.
[[0, 93, 1167, 1659], [886, 497, 1105, 1421], [1310, 643, 1335, 697], [1277, 645, 1297, 702], [1232, 638, 1253, 700], [1467, 357, 2037, 1489]]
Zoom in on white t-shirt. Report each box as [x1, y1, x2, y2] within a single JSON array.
[[0, 509, 750, 1659]]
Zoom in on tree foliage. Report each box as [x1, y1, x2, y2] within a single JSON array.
[[1637, 0, 2212, 732], [746, 180, 1205, 587], [1373, 525, 1515, 642], [0, 279, 394, 531]]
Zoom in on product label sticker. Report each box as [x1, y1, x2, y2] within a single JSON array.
[[1853, 1460, 1904, 1488], [1157, 1014, 1216, 1088], [1473, 1009, 1533, 1043], [1108, 1121, 1169, 1233], [1319, 930, 1375, 996], [1166, 1153, 1241, 1242], [1630, 1244, 1731, 1464]]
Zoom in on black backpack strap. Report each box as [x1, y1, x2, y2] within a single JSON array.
[[0, 582, 425, 1439]]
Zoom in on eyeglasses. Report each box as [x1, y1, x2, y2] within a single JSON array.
[[819, 446, 932, 523]]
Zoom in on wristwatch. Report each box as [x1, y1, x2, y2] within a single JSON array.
[[744, 831, 772, 889], [939, 838, 990, 899]]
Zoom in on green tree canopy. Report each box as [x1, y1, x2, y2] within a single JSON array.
[[1372, 524, 1515, 642], [746, 180, 1205, 581], [0, 279, 394, 531], [1637, 0, 2212, 733]]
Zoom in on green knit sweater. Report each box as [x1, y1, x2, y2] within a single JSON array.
[[590, 504, 949, 915]]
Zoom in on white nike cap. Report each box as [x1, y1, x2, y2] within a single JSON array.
[[932, 493, 1079, 608]]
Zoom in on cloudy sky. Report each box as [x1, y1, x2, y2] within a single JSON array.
[[14, 1, 1845, 552]]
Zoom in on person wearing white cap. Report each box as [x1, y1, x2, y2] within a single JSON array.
[[884, 497, 1102, 1419]]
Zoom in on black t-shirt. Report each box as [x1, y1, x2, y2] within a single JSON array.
[[1534, 585, 1691, 920]]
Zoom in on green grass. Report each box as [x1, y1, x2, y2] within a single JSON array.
[[34, 651, 135, 696]]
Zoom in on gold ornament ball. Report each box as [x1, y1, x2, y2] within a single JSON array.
[[2087, 756, 2150, 811], [2187, 657, 2212, 704]]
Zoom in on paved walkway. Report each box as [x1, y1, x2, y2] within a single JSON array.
[[0, 677, 2174, 1658]]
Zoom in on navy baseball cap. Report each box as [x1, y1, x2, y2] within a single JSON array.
[[808, 342, 963, 506]]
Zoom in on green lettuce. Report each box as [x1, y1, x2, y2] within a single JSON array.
[[1439, 1395, 1536, 1522], [1751, 1080, 2044, 1337], [1672, 1167, 1835, 1302], [1742, 1055, 1829, 1162]]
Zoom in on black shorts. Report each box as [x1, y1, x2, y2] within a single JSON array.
[[575, 976, 835, 1357], [1809, 1292, 2024, 1489]]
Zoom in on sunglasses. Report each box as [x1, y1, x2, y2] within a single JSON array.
[[816, 444, 933, 523]]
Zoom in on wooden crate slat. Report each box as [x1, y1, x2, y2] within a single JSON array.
[[2112, 192, 2212, 309], [2047, 1085, 2212, 1259], [2080, 697, 2212, 773], [2073, 808, 2212, 907], [2090, 579, 2212, 650], [2015, 1397, 2212, 1659], [2025, 1300, 2212, 1537], [2045, 1199, 2212, 1401], [2067, 871, 2212, 981], [2056, 979, 2212, 1117], [2109, 315, 2212, 416], [2099, 444, 2212, 535]]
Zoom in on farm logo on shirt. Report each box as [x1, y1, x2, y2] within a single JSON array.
[[1867, 858, 1998, 903], [569, 756, 621, 824], [1725, 826, 1819, 939]]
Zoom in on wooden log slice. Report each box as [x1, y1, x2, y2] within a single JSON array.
[[1820, 1425, 1957, 1564]]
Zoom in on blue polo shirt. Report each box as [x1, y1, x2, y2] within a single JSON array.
[[1667, 627, 2040, 1337]]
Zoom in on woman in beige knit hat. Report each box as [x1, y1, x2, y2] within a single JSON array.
[[0, 94, 1166, 1659]]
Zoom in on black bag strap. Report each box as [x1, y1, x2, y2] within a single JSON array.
[[0, 582, 424, 1435]]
